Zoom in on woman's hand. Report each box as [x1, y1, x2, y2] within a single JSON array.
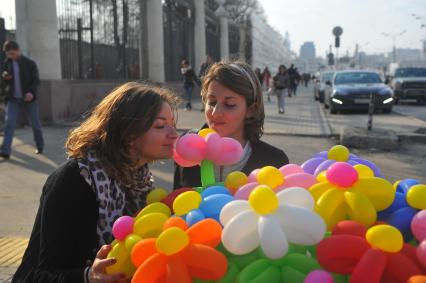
[[88, 245, 128, 283]]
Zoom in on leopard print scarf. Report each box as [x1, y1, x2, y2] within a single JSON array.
[[78, 151, 154, 245]]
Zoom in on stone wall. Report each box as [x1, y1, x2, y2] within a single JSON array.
[[37, 80, 186, 123]]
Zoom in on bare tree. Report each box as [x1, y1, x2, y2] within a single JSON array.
[[206, 0, 265, 23]]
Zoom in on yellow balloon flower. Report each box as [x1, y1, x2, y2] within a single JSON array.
[[225, 171, 248, 193], [173, 191, 202, 216], [366, 225, 403, 253], [146, 188, 168, 204], [257, 166, 284, 189], [309, 162, 395, 230], [327, 145, 350, 161]]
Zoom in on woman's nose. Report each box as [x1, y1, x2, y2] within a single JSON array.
[[211, 104, 223, 116], [168, 126, 178, 139]]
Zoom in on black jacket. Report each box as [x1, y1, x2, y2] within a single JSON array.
[[1, 55, 40, 101], [174, 138, 289, 189], [12, 159, 99, 283], [182, 67, 199, 87]]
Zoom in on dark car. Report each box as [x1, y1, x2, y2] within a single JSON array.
[[324, 71, 394, 114], [314, 71, 334, 103], [388, 67, 426, 104]]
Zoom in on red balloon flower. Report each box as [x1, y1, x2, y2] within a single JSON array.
[[317, 221, 424, 283]]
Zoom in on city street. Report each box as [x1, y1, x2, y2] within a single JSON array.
[[1, 85, 426, 282]]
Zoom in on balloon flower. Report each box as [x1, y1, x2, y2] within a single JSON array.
[[220, 186, 326, 259], [174, 130, 244, 187], [378, 179, 426, 241], [412, 210, 426, 268], [234, 164, 317, 200], [106, 203, 172, 277], [130, 217, 227, 283], [236, 251, 324, 283], [309, 162, 394, 230], [301, 145, 382, 177], [317, 221, 424, 283], [407, 275, 426, 283], [172, 186, 234, 226]]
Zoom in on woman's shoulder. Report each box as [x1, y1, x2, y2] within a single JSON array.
[[250, 140, 289, 166], [43, 159, 91, 198]]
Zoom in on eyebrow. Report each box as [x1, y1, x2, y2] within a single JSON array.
[[207, 94, 238, 100]]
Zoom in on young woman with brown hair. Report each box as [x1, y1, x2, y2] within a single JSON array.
[[174, 61, 289, 189], [12, 82, 179, 283]]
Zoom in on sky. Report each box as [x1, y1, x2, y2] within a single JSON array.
[[0, 0, 15, 29], [1, 0, 425, 57], [259, 0, 426, 57]]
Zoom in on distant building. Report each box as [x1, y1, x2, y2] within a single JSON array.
[[390, 48, 422, 63], [299, 41, 316, 60], [283, 31, 291, 50], [250, 14, 294, 72]]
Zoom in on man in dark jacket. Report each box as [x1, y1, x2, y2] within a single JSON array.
[[0, 40, 44, 159]]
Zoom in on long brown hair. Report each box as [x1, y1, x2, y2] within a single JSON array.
[[201, 61, 265, 142], [66, 82, 179, 184]]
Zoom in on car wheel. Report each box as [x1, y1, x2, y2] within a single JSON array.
[[394, 97, 399, 104], [383, 107, 392, 113], [329, 105, 337, 114], [319, 92, 324, 103]]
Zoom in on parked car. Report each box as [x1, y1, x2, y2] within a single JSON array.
[[387, 67, 426, 104], [314, 71, 334, 103], [324, 70, 394, 114]]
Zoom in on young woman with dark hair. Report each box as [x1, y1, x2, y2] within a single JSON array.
[[12, 82, 179, 283], [174, 61, 289, 189]]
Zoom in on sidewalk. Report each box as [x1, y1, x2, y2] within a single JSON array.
[[176, 85, 332, 136], [176, 84, 426, 137]]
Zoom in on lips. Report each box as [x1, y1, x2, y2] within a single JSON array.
[[211, 121, 226, 127]]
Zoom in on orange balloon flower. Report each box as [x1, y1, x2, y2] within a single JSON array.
[[131, 218, 227, 283]]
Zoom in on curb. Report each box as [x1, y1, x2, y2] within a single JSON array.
[[0, 237, 28, 268]]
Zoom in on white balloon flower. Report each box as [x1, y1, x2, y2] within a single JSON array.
[[220, 186, 326, 259]]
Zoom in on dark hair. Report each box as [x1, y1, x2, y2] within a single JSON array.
[[181, 59, 189, 66], [201, 61, 265, 142], [3, 41, 20, 52], [66, 82, 179, 184]]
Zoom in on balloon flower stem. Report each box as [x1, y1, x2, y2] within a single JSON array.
[[201, 160, 215, 187]]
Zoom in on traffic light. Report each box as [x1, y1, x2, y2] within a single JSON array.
[[335, 36, 340, 48]]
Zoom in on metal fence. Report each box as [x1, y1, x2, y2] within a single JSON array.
[[54, 0, 248, 81], [163, 0, 195, 82], [56, 0, 140, 79], [205, 9, 221, 63]]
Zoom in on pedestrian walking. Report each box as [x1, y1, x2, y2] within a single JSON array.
[[288, 64, 301, 97], [180, 59, 199, 111], [263, 66, 272, 102], [174, 61, 289, 189], [12, 82, 179, 283], [0, 40, 44, 159], [273, 65, 290, 114]]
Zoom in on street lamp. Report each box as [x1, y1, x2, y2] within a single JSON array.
[[412, 14, 426, 61], [381, 30, 406, 62]]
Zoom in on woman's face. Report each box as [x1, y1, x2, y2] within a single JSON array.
[[130, 102, 177, 165], [205, 81, 249, 145]]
